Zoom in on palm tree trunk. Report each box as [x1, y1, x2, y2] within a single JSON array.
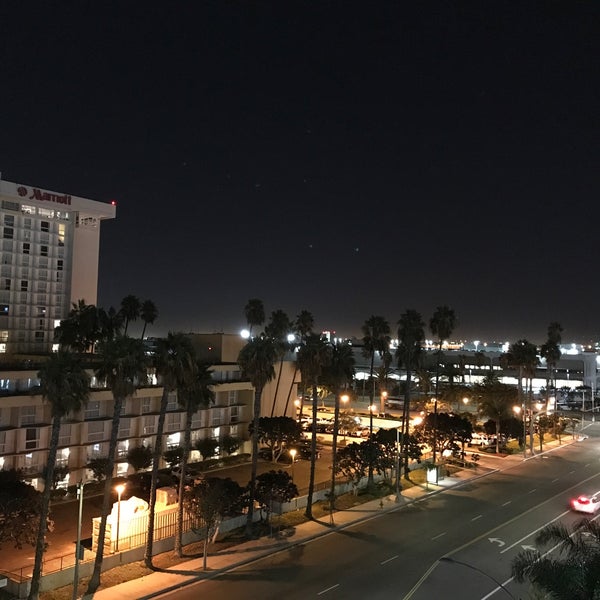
[[402, 367, 412, 479], [367, 352, 375, 487], [246, 388, 262, 536], [87, 396, 123, 595], [305, 383, 318, 519], [283, 364, 299, 416], [329, 391, 340, 522], [28, 417, 61, 600], [270, 357, 284, 417], [175, 406, 193, 557], [144, 388, 169, 568]]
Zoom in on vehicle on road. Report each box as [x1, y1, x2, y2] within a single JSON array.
[[571, 492, 600, 514]]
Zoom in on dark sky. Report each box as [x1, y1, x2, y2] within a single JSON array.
[[1, 2, 598, 344]]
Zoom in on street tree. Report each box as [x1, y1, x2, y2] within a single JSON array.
[[264, 309, 293, 417], [243, 298, 265, 338], [87, 457, 111, 482], [221, 434, 241, 456], [249, 416, 303, 462], [87, 335, 148, 595], [361, 315, 391, 485], [175, 361, 215, 557], [254, 470, 298, 524], [512, 518, 600, 599], [283, 309, 314, 415], [238, 334, 277, 536], [119, 294, 141, 335], [476, 380, 518, 454], [195, 437, 219, 461], [0, 470, 49, 551], [540, 321, 563, 391], [29, 350, 90, 600], [396, 310, 425, 480], [126, 445, 152, 472], [416, 412, 473, 459], [184, 477, 245, 570], [429, 306, 457, 466], [145, 332, 196, 567], [296, 333, 331, 518], [139, 299, 158, 339]]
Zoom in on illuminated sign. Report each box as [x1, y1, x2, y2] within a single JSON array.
[[17, 186, 71, 205]]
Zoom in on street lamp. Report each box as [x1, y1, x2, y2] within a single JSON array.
[[115, 483, 125, 552], [289, 449, 297, 481], [513, 405, 526, 459], [380, 390, 388, 414], [439, 557, 516, 599], [72, 481, 84, 600], [294, 398, 301, 422], [395, 427, 402, 502]]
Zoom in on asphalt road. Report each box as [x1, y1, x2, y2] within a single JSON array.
[[155, 426, 600, 600]]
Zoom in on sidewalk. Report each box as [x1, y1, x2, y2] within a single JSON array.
[[91, 461, 498, 600]]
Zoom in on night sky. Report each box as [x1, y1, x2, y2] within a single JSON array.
[[1, 2, 598, 344]]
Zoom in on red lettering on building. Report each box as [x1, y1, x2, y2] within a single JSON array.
[[28, 188, 71, 205]]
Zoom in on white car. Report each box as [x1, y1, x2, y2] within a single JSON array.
[[571, 492, 600, 514]]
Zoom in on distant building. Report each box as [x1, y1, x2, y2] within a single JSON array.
[[0, 179, 115, 354]]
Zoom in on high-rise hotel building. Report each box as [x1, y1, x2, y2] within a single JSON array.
[[0, 179, 115, 354]]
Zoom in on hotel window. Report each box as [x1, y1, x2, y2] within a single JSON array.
[[88, 421, 104, 442], [166, 412, 180, 431], [2, 240, 13, 252], [34, 331, 44, 342], [58, 224, 65, 246], [3, 279, 9, 291], [20, 405, 36, 426], [23, 242, 30, 254], [25, 428, 39, 450], [0, 430, 5, 453], [37, 306, 46, 317], [3, 227, 13, 239], [41, 245, 48, 257], [118, 418, 130, 438], [229, 424, 238, 437], [58, 424, 71, 447], [141, 397, 152, 414], [85, 401, 101, 419], [57, 259, 63, 271], [3, 215, 14, 226], [41, 221, 49, 233], [230, 405, 239, 422], [211, 412, 221, 427], [166, 393, 178, 411], [0, 304, 9, 316], [228, 390, 238, 405], [143, 416, 156, 435], [21, 280, 28, 292]]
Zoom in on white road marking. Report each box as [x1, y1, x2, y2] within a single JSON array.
[[381, 555, 398, 565], [318, 584, 339, 595], [502, 501, 511, 506], [471, 515, 482, 521], [431, 532, 447, 541]]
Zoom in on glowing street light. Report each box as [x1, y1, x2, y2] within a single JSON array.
[[513, 405, 526, 459], [380, 390, 388, 414], [294, 398, 301, 422], [115, 483, 125, 552], [289, 448, 297, 481]]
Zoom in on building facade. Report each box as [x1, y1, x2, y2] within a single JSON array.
[[0, 179, 115, 354]]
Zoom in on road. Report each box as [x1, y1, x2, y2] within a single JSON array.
[[155, 426, 599, 600]]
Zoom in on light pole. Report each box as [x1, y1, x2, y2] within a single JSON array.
[[72, 480, 84, 600], [115, 483, 125, 552], [289, 449, 297, 481], [294, 398, 301, 423], [380, 390, 388, 414], [395, 427, 402, 502], [513, 404, 526, 459]]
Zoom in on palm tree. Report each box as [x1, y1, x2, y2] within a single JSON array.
[[144, 332, 196, 568], [396, 310, 425, 481], [244, 298, 265, 338], [54, 300, 104, 353], [238, 335, 277, 536], [505, 339, 538, 455], [361, 315, 391, 487], [264, 309, 292, 417], [140, 299, 159, 339], [541, 321, 563, 392], [296, 333, 331, 518], [429, 306, 457, 466], [28, 352, 90, 600], [283, 310, 314, 416], [476, 380, 518, 453], [175, 360, 214, 557], [86, 335, 149, 595], [120, 294, 141, 335], [512, 518, 600, 599], [321, 342, 355, 520]]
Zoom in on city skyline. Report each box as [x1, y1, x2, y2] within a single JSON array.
[[0, 3, 598, 344]]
